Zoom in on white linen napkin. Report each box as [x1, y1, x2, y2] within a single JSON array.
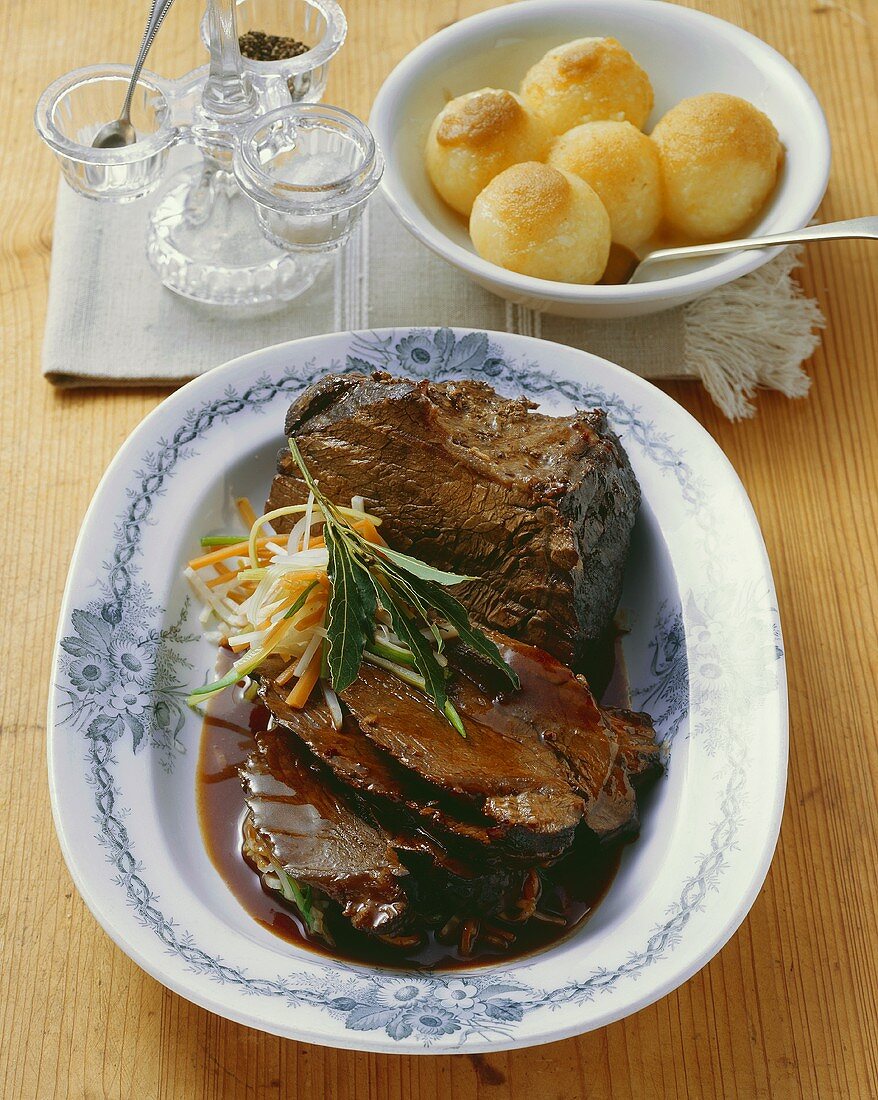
[[42, 170, 823, 418]]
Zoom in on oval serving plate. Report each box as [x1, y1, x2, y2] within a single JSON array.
[[48, 328, 787, 1053]]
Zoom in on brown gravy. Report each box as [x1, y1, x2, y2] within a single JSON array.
[[197, 669, 631, 971]]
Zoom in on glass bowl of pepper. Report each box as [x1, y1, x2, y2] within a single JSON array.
[[201, 0, 347, 102]]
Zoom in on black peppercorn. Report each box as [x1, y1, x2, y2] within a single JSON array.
[[238, 30, 310, 62]]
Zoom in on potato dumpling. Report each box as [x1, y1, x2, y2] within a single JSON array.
[[425, 88, 551, 216], [651, 92, 783, 240], [470, 162, 610, 283], [548, 120, 661, 251], [520, 37, 653, 135]]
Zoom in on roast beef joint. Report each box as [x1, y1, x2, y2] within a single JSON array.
[[188, 372, 662, 965]]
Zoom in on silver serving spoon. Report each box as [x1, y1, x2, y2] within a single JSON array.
[[92, 0, 177, 149], [627, 216, 878, 284]]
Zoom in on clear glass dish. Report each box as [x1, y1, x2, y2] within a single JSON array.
[[234, 104, 383, 251], [34, 65, 178, 202], [200, 0, 346, 101]]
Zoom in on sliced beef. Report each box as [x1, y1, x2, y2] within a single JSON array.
[[602, 707, 663, 789], [340, 663, 585, 843], [588, 745, 641, 839], [243, 724, 524, 937], [583, 710, 662, 841], [259, 633, 654, 853], [258, 674, 566, 863], [240, 728, 409, 934], [453, 633, 638, 840], [269, 372, 640, 672]]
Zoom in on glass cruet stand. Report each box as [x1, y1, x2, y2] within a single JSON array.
[[34, 0, 383, 307]]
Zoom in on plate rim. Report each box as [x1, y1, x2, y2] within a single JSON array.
[[47, 328, 788, 1053]]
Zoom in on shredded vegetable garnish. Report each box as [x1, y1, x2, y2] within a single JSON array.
[[185, 447, 520, 735]]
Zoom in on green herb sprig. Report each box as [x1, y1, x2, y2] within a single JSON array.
[[288, 439, 520, 734]]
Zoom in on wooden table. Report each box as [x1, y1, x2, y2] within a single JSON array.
[[2, 1, 877, 1096]]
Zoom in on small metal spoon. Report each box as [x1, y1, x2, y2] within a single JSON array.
[[627, 216, 878, 284], [92, 0, 177, 149]]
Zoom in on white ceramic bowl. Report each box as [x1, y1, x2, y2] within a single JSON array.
[[369, 0, 830, 318], [49, 329, 787, 1052]]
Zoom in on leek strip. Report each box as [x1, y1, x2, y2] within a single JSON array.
[[321, 682, 344, 729], [293, 628, 324, 678], [282, 580, 319, 620], [227, 629, 267, 649], [236, 568, 268, 582], [367, 638, 416, 666], [187, 664, 248, 701], [444, 701, 467, 738], [200, 535, 247, 547], [362, 649, 426, 689], [302, 491, 315, 552], [268, 860, 320, 934], [248, 504, 382, 569]]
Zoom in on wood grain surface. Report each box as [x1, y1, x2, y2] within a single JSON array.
[[1, 1, 877, 1096]]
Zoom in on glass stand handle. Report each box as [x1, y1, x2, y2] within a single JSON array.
[[202, 0, 256, 120]]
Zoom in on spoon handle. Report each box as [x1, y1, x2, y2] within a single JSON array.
[[121, 0, 178, 120], [638, 216, 878, 270]]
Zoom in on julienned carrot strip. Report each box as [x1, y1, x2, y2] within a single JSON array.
[[285, 645, 322, 707], [236, 497, 258, 529], [206, 571, 242, 589], [274, 661, 298, 687], [188, 542, 249, 569], [214, 560, 233, 576], [354, 519, 385, 545], [189, 536, 282, 569], [295, 604, 326, 631], [228, 588, 254, 604], [280, 569, 325, 588]]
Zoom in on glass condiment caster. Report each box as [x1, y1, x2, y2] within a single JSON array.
[[33, 0, 381, 308]]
